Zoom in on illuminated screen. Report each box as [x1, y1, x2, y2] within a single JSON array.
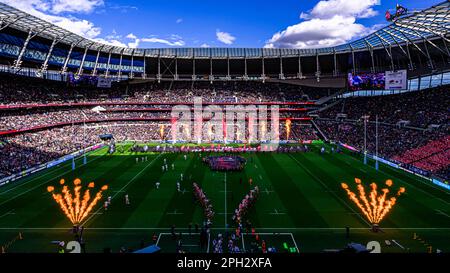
[[348, 72, 385, 91]]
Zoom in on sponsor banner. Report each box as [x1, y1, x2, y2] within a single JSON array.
[[432, 178, 450, 191], [385, 70, 407, 90], [339, 143, 359, 152], [372, 155, 399, 169]]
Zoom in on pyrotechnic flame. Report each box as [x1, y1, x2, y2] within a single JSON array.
[[160, 124, 165, 140], [285, 119, 291, 140], [341, 178, 405, 224], [48, 178, 108, 225]]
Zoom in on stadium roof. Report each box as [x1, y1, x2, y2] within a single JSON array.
[[0, 1, 449, 58]]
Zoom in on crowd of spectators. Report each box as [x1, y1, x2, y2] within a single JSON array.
[[319, 86, 449, 128], [0, 122, 170, 178], [393, 137, 450, 174], [0, 73, 332, 105], [315, 119, 449, 179]]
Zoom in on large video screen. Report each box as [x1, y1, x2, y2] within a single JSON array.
[[348, 72, 385, 91]]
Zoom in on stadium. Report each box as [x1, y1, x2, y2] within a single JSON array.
[[0, 0, 448, 256]]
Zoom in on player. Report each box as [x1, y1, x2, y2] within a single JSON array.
[[164, 158, 167, 164], [156, 181, 160, 189], [321, 146, 325, 154], [108, 196, 112, 204], [136, 157, 139, 164], [104, 201, 109, 211], [184, 154, 187, 161], [125, 194, 130, 205], [172, 163, 175, 170], [162, 165, 165, 172], [249, 178, 253, 186], [180, 173, 183, 181], [176, 182, 181, 192]]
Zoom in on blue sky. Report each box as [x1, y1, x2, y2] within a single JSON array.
[[0, 0, 440, 48]]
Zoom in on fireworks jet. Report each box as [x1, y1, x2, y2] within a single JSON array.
[[341, 178, 405, 225], [285, 119, 292, 140], [47, 178, 108, 225]]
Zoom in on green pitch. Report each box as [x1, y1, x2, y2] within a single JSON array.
[[0, 143, 449, 253]]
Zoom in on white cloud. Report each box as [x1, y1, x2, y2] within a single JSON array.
[[176, 18, 183, 24], [125, 33, 185, 47], [126, 33, 137, 39], [141, 37, 185, 47], [200, 43, 210, 48], [93, 38, 126, 47], [50, 0, 104, 14], [309, 0, 379, 19], [266, 0, 381, 49], [216, 30, 236, 45]]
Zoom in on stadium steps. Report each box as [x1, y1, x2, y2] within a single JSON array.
[[311, 120, 329, 142]]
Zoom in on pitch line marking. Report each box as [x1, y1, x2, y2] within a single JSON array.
[[0, 153, 106, 207], [269, 209, 286, 215], [435, 209, 450, 218], [0, 209, 15, 219], [392, 240, 405, 250], [290, 233, 300, 253], [167, 209, 184, 215], [207, 232, 211, 253], [1, 227, 450, 230], [81, 153, 163, 227], [224, 172, 227, 228]]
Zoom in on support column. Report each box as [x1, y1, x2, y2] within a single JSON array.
[[142, 50, 147, 79], [174, 51, 178, 80], [279, 50, 284, 80], [209, 48, 213, 83], [118, 49, 124, 80], [297, 53, 303, 79], [244, 49, 248, 80], [76, 46, 89, 77], [261, 50, 265, 83], [423, 39, 434, 70], [333, 49, 338, 77], [130, 49, 135, 79], [192, 50, 196, 81], [351, 46, 356, 73], [38, 38, 58, 77], [13, 29, 33, 69], [105, 50, 112, 78], [92, 48, 102, 76], [157, 49, 162, 82], [315, 51, 321, 82], [61, 43, 75, 74], [226, 48, 230, 80]]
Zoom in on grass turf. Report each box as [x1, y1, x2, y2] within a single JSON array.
[[0, 143, 449, 253]]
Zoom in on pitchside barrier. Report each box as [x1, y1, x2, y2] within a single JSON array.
[[0, 143, 104, 187]]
